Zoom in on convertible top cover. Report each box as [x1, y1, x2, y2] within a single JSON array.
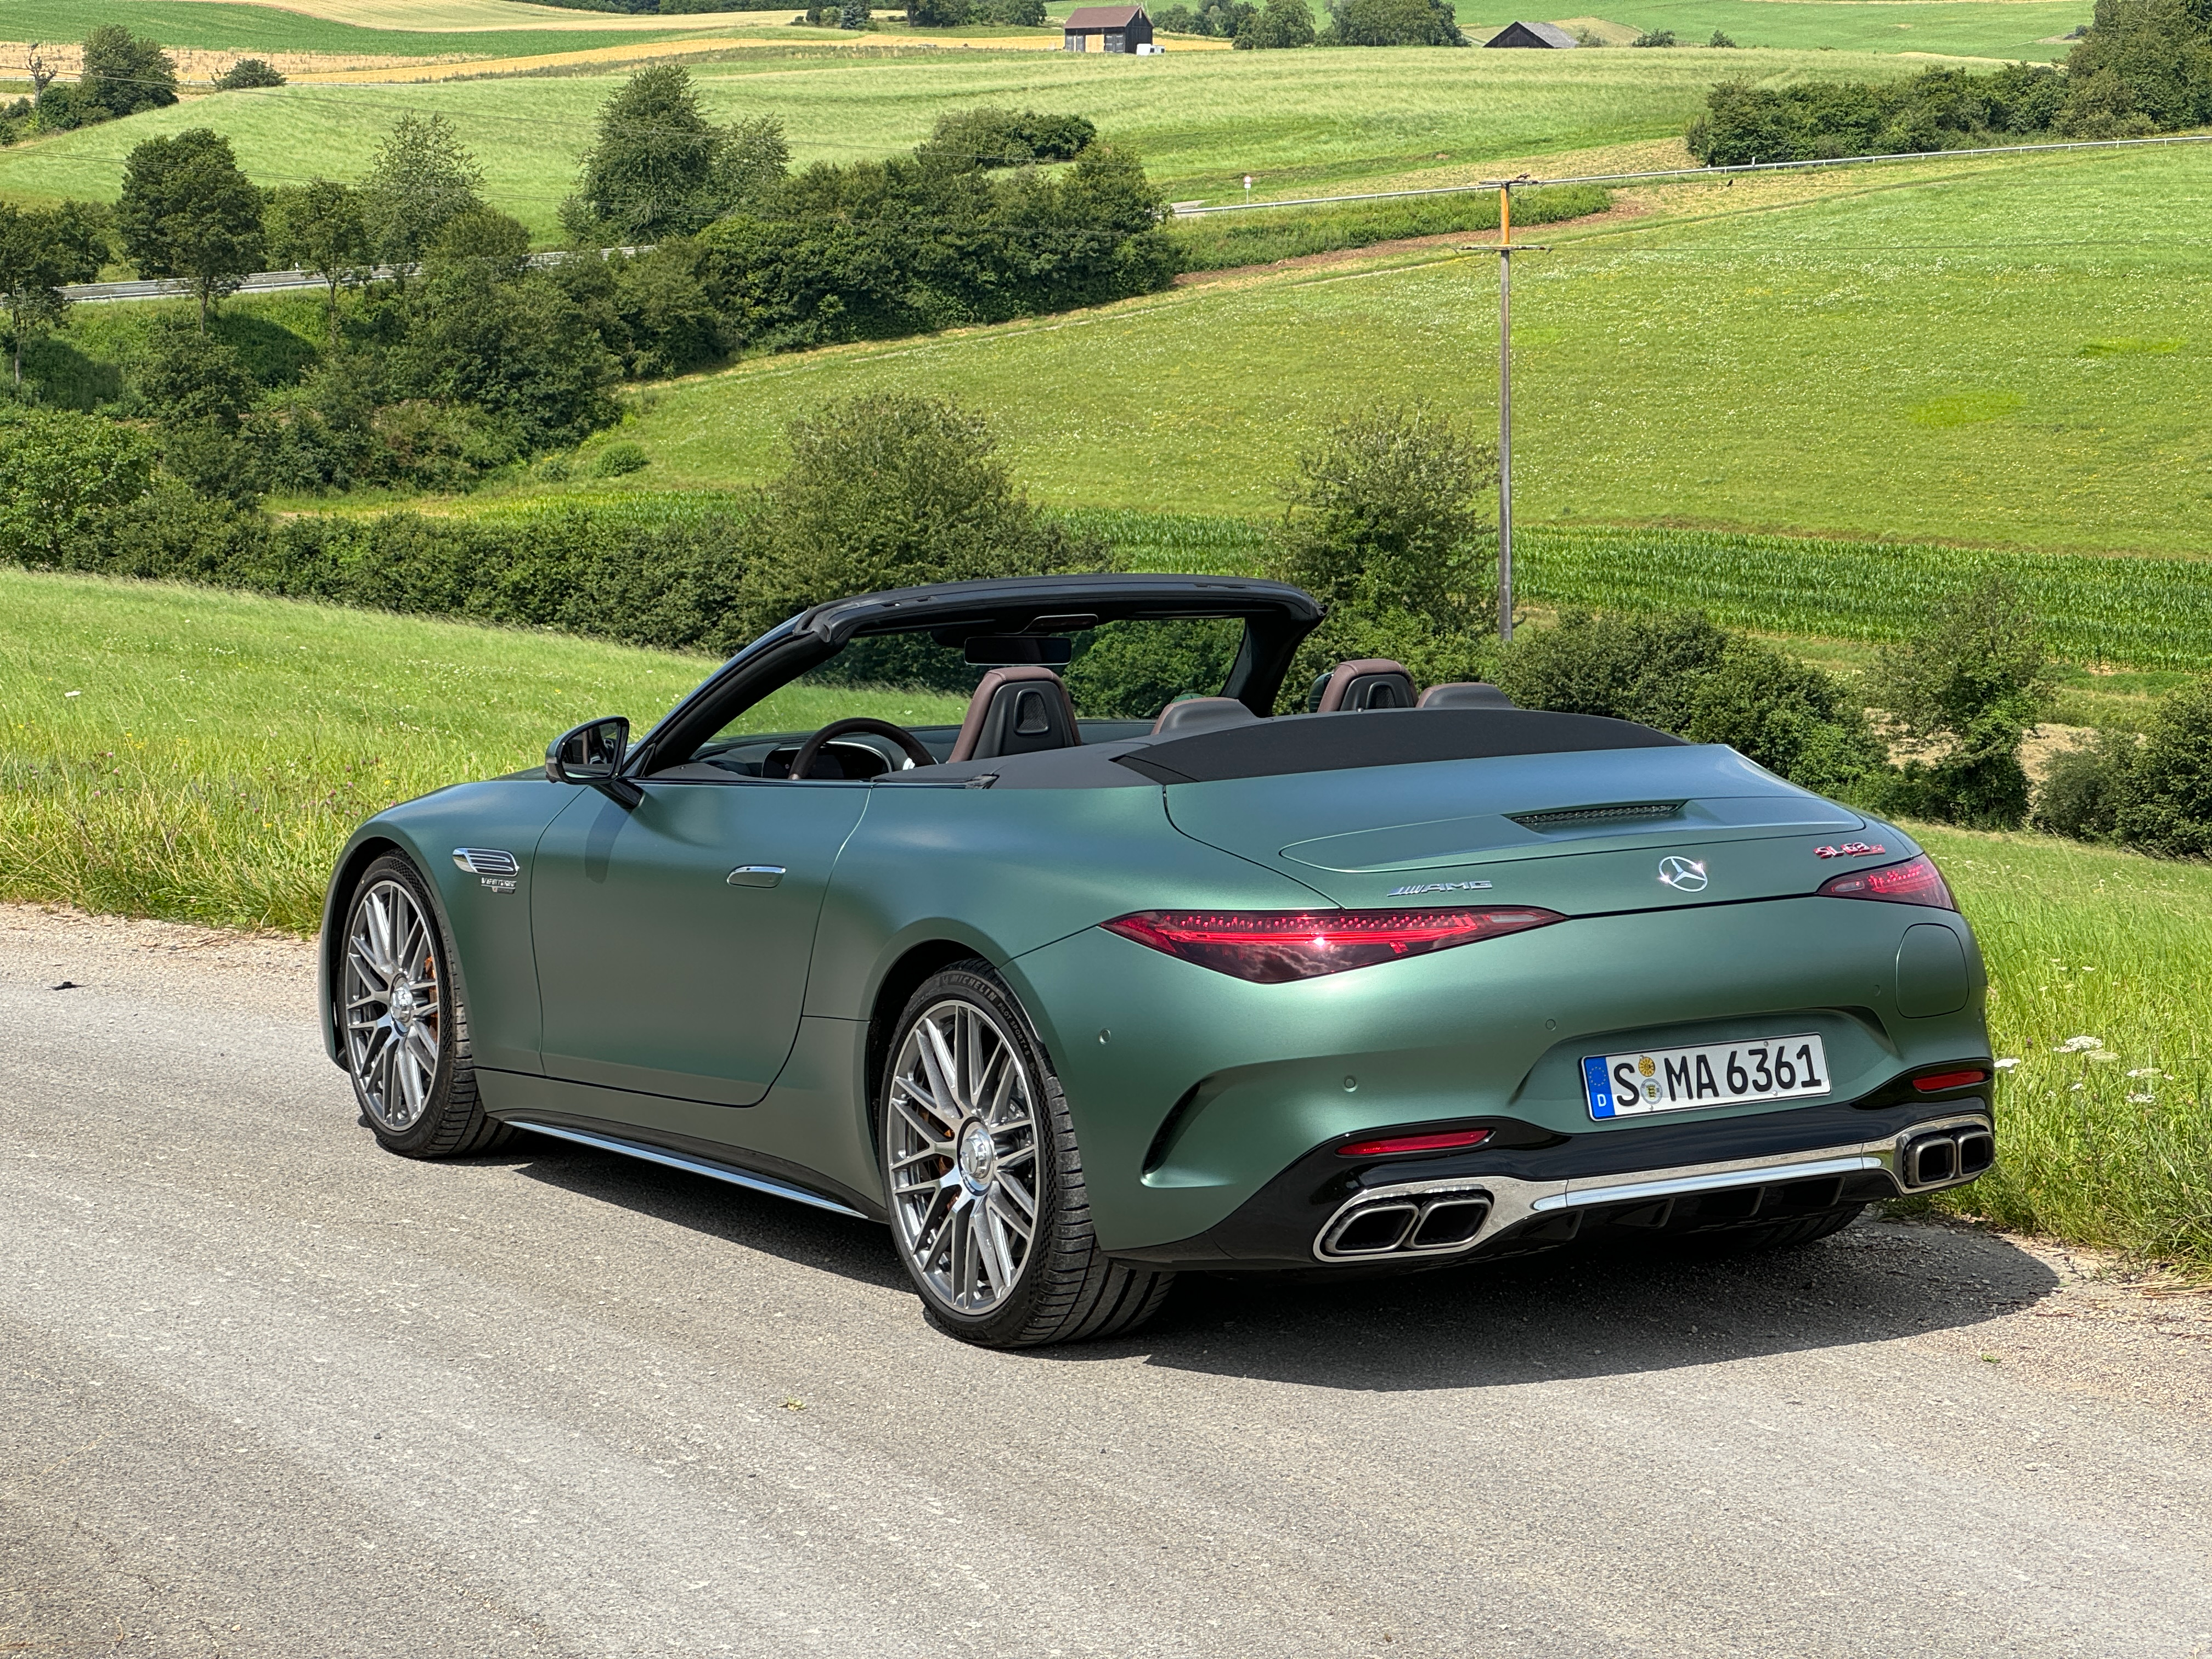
[[1114, 709, 1685, 785]]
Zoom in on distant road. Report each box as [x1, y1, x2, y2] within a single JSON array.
[[4, 902, 2211, 1657], [62, 249, 644, 306]]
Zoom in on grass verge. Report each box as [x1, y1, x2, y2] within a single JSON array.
[[3, 568, 2203, 1272]]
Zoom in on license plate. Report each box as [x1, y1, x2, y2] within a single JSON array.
[[1583, 1034, 1830, 1120]]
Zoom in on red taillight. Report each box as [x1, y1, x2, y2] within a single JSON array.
[[1099, 907, 1566, 984], [1816, 853, 1955, 910], [1338, 1128, 1494, 1158], [1913, 1069, 1989, 1093]]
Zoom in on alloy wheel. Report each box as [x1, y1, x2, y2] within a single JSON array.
[[886, 997, 1043, 1314], [343, 878, 444, 1133]]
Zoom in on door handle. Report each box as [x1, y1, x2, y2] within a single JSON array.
[[726, 865, 786, 888]]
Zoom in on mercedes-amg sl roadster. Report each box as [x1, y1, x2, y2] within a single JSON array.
[[322, 574, 1995, 1347]]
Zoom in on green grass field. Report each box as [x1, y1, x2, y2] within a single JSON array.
[[0, 1, 744, 60], [452, 143, 2203, 556], [0, 46, 1939, 226], [3, 567, 2200, 1270], [1534, 0, 2086, 59]]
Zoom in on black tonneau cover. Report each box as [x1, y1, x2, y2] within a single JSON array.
[[1113, 709, 1684, 785]]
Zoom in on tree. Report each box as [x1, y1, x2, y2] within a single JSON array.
[[1236, 0, 1317, 47], [0, 199, 107, 387], [116, 129, 265, 330], [1327, 0, 1467, 44], [363, 113, 486, 270], [79, 26, 179, 121], [265, 179, 371, 343], [562, 67, 789, 244], [213, 58, 286, 89]]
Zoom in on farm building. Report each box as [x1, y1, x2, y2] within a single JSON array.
[[1062, 4, 1154, 50], [1485, 19, 1579, 45]]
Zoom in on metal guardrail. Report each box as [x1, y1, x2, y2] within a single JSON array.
[[1165, 131, 2212, 216], [61, 247, 648, 305]]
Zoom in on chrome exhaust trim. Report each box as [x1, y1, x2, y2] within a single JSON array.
[[1310, 1111, 1993, 1265]]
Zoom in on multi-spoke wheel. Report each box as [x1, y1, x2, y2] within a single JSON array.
[[879, 963, 1173, 1348], [340, 854, 508, 1159]]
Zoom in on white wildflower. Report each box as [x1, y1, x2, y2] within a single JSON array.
[[2055, 1036, 2104, 1053], [1994, 1057, 2021, 1070], [2125, 1067, 2158, 1078], [2070, 1082, 2085, 1092], [2127, 1092, 2156, 1104]]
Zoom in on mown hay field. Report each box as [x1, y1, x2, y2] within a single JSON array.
[[1, 0, 788, 54], [3, 568, 2201, 1272], [0, 46, 1937, 226]]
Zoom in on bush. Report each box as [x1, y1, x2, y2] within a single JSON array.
[[1267, 403, 1495, 699], [924, 108, 1096, 168], [1066, 619, 1245, 716], [2032, 733, 2131, 840], [740, 392, 1109, 657], [1495, 611, 1884, 797], [213, 58, 285, 89], [1688, 64, 2073, 165], [1631, 29, 1676, 45], [1864, 577, 2050, 828], [2112, 676, 2212, 856], [1237, 0, 1317, 47], [1707, 29, 1736, 46], [591, 440, 647, 477], [0, 404, 156, 566]]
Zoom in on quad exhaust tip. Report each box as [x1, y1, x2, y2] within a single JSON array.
[[1900, 1125, 1995, 1190], [1318, 1190, 1492, 1259]]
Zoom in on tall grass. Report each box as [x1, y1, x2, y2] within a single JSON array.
[[0, 571, 963, 932], [1917, 827, 2212, 1269]]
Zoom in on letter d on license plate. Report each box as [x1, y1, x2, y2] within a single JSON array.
[[1583, 1034, 1830, 1120]]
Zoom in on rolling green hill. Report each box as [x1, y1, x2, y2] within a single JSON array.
[[2, 47, 1946, 228]]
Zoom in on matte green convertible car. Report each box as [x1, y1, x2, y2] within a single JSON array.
[[322, 574, 1996, 1348]]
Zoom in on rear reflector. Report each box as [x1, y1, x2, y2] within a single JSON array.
[[1338, 1128, 1494, 1158], [1101, 907, 1566, 984], [1912, 1068, 1990, 1093], [1816, 852, 1955, 910]]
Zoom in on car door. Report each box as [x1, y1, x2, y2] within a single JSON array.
[[529, 778, 872, 1107]]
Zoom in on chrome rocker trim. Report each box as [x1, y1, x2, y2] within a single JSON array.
[[509, 1120, 870, 1220], [1311, 1110, 1993, 1265]]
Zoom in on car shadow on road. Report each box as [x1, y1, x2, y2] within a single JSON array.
[[499, 1135, 909, 1291], [1057, 1218, 2065, 1390]]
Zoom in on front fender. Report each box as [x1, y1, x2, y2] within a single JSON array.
[[318, 778, 577, 1073]]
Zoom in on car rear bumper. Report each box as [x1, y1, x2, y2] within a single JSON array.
[[1108, 1095, 1994, 1272]]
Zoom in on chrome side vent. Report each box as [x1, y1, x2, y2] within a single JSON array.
[[1510, 802, 1683, 831], [453, 847, 520, 876]]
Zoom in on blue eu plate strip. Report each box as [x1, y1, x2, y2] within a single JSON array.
[[1583, 1055, 1616, 1118]]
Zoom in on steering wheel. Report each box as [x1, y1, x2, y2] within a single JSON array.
[[788, 716, 938, 780]]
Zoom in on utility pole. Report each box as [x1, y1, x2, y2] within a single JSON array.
[[1465, 178, 1545, 643]]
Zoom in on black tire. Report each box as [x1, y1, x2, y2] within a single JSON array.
[[338, 853, 511, 1160], [878, 962, 1173, 1350], [1682, 1201, 1865, 1255]]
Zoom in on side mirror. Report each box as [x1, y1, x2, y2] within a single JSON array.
[[547, 716, 642, 806], [547, 715, 628, 782]]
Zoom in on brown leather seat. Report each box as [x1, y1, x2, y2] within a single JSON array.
[[1150, 697, 1259, 737], [1417, 681, 1516, 710], [947, 665, 1082, 764], [1312, 658, 1417, 713]]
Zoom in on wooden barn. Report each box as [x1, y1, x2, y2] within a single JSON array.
[[1062, 4, 1154, 51], [1485, 19, 1579, 46]]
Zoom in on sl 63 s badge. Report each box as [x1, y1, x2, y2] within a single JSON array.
[[1813, 842, 1887, 860], [1387, 879, 1494, 896]]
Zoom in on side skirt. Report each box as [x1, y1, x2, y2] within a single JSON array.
[[511, 1120, 876, 1222]]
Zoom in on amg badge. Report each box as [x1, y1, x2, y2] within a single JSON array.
[[1387, 879, 1494, 897]]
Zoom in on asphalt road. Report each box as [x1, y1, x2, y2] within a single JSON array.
[[5, 905, 2210, 1659]]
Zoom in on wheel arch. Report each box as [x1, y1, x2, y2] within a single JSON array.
[[318, 831, 470, 1066], [863, 938, 994, 1158]]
